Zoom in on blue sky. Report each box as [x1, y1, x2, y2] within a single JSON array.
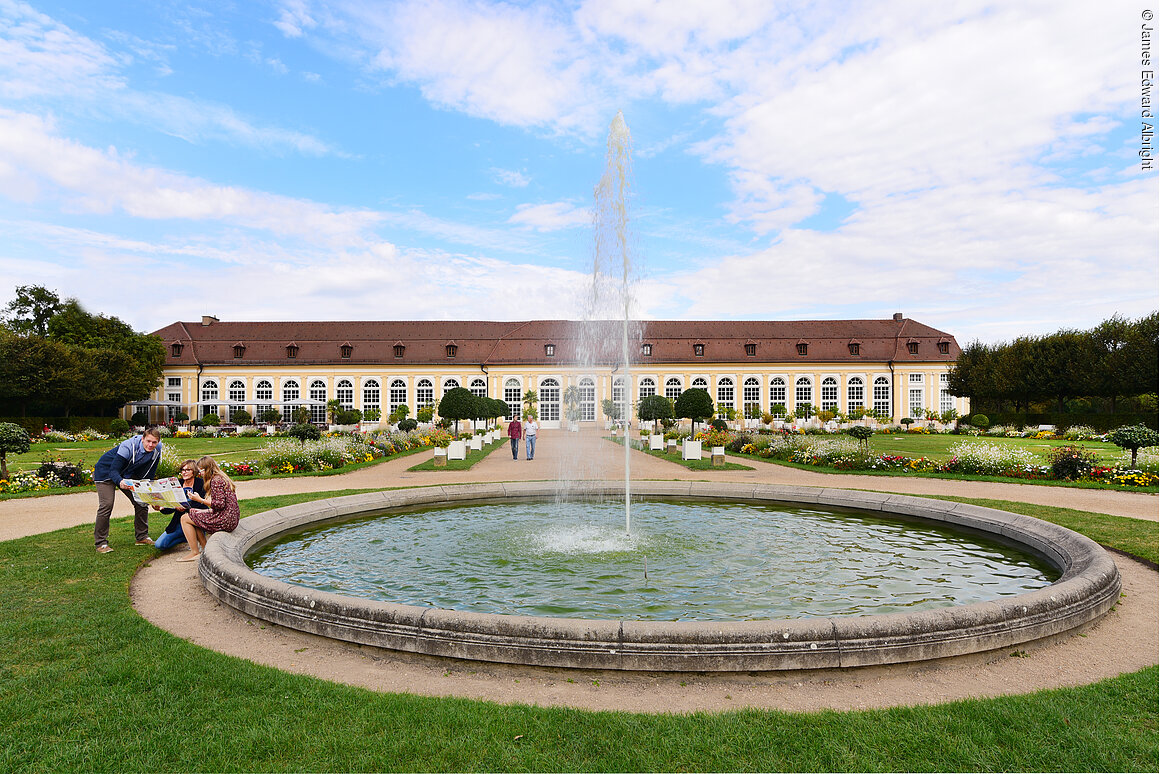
[[0, 0, 1155, 343]]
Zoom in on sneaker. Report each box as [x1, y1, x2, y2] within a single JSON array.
[[96, 544, 113, 554], [134, 537, 155, 546]]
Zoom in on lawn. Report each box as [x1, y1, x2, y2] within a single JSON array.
[[407, 438, 507, 470], [867, 432, 1127, 464], [8, 435, 276, 473], [0, 489, 1155, 771]]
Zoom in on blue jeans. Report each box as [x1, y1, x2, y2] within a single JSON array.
[[510, 437, 519, 459], [154, 528, 187, 550], [525, 435, 537, 459]]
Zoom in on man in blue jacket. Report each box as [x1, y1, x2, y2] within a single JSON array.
[[93, 426, 163, 553]]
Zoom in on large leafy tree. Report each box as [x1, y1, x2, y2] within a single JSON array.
[[2, 285, 62, 337], [637, 394, 674, 431], [0, 287, 166, 416]]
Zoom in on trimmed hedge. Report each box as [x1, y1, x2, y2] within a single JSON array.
[[0, 416, 121, 436], [967, 412, 1157, 432]]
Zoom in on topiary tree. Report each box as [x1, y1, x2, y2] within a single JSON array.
[[202, 413, 221, 426], [438, 387, 477, 434], [970, 414, 990, 429], [674, 388, 714, 435], [637, 394, 674, 431], [259, 408, 282, 425], [175, 411, 190, 423], [230, 409, 252, 426], [397, 418, 418, 432], [1107, 424, 1159, 468], [336, 408, 362, 425], [287, 422, 321, 442], [129, 410, 150, 427], [109, 418, 130, 436], [846, 425, 874, 452], [0, 422, 31, 480]]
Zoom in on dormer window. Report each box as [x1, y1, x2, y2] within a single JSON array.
[[907, 342, 919, 355], [286, 343, 299, 359], [232, 343, 245, 359], [340, 343, 353, 359], [797, 342, 808, 356], [171, 342, 184, 358], [693, 343, 705, 357], [544, 344, 555, 357], [744, 343, 756, 357], [938, 341, 950, 355], [394, 344, 405, 358], [641, 343, 652, 357], [849, 342, 861, 356], [446, 344, 457, 358]]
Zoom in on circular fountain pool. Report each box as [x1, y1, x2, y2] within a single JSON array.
[[247, 499, 1056, 621], [199, 482, 1121, 671]]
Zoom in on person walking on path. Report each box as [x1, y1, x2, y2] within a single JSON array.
[[177, 456, 240, 563], [523, 414, 539, 460], [92, 426, 164, 553], [507, 416, 523, 459]]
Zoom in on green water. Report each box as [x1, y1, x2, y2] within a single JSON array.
[[248, 498, 1057, 621]]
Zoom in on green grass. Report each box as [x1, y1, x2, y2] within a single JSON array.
[[10, 435, 278, 472], [408, 439, 507, 471], [867, 432, 1127, 464], [0, 490, 1156, 771]]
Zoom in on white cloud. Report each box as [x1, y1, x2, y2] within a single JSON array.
[[0, 110, 380, 243], [509, 201, 590, 231], [490, 167, 531, 187], [0, 0, 126, 98]]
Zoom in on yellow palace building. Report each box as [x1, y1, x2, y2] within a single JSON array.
[[140, 315, 967, 428]]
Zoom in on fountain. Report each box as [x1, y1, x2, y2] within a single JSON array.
[[194, 114, 1121, 672]]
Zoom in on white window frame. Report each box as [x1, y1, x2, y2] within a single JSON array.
[[389, 379, 407, 416], [504, 378, 522, 420], [820, 376, 838, 412], [309, 380, 327, 424], [847, 376, 865, 412], [362, 378, 380, 416], [578, 377, 596, 422], [664, 377, 682, 400], [769, 377, 787, 415], [336, 378, 354, 410]]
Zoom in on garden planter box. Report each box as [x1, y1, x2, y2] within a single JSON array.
[[711, 446, 725, 465], [682, 439, 702, 460], [649, 434, 665, 451], [447, 440, 467, 460], [667, 439, 678, 453], [433, 448, 447, 467], [470, 437, 483, 451]]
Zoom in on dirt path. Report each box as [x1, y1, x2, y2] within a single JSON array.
[[3, 430, 1157, 713]]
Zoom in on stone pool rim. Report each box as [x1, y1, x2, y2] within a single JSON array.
[[198, 481, 1121, 672]]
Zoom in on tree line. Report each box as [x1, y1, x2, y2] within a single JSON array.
[[947, 312, 1158, 413], [0, 286, 165, 417]]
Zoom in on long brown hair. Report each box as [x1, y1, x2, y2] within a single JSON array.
[[196, 455, 236, 492]]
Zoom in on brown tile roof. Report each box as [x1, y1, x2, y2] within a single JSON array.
[[151, 318, 961, 367]]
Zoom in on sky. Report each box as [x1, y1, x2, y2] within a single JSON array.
[[0, 0, 1156, 344]]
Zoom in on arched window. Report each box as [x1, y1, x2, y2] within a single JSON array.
[[539, 378, 560, 422], [200, 379, 218, 420], [691, 377, 708, 390], [281, 380, 300, 422], [309, 380, 327, 424], [362, 379, 380, 417], [336, 379, 353, 410], [873, 376, 891, 418], [469, 378, 486, 397], [769, 377, 786, 415], [442, 378, 460, 400], [664, 377, 682, 400], [503, 378, 521, 420], [716, 376, 735, 416], [227, 380, 245, 422], [940, 373, 954, 414], [847, 377, 865, 412], [389, 379, 407, 416], [821, 376, 838, 412], [794, 376, 812, 417], [255, 379, 273, 420], [638, 377, 656, 399], [578, 377, 596, 421], [743, 377, 761, 417], [612, 376, 628, 419], [416, 379, 434, 409]]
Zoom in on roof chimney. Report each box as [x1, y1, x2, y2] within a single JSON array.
[[892, 313, 904, 321], [201, 315, 219, 326]]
